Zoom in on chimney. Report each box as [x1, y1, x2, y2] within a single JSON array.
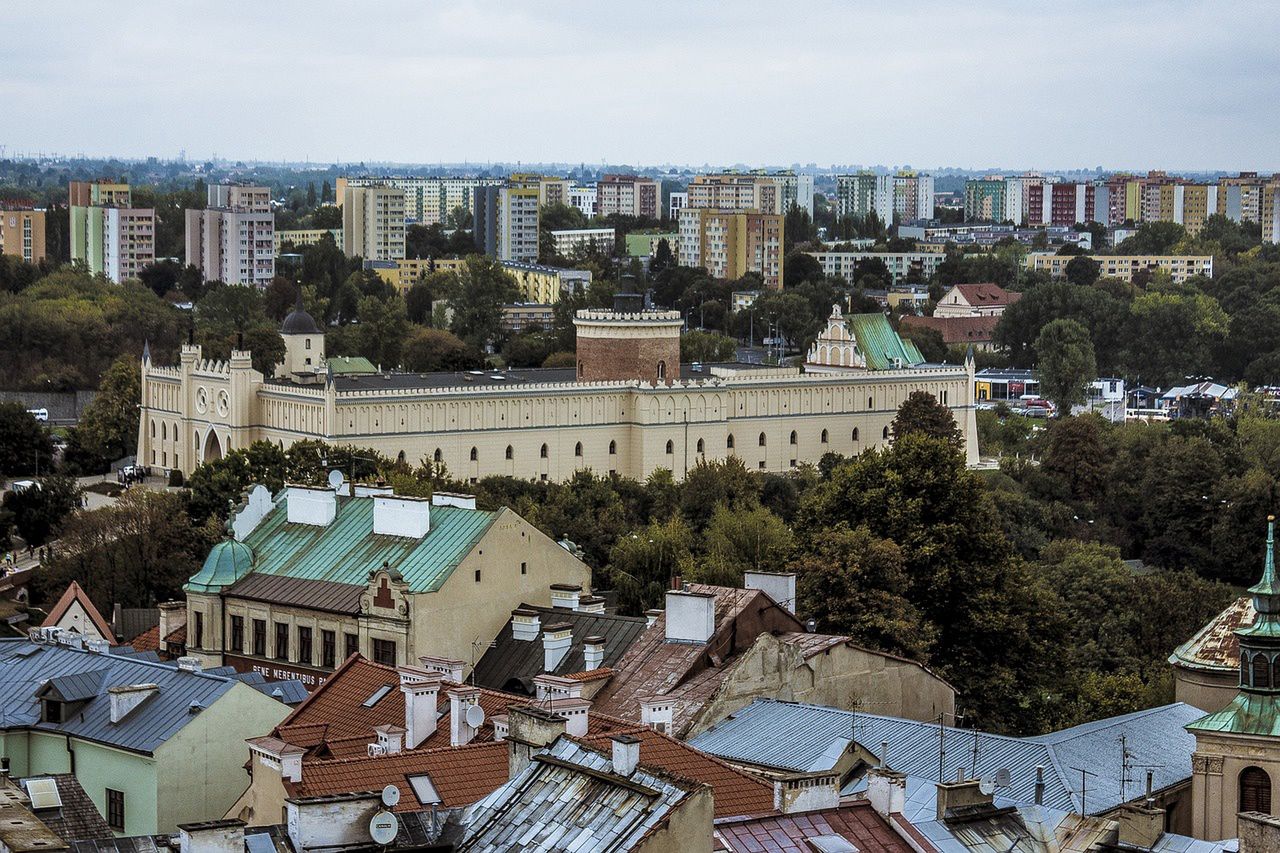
[[352, 483, 394, 497], [772, 772, 841, 814], [398, 666, 442, 749], [743, 571, 798, 614], [550, 583, 582, 610], [935, 774, 993, 822], [640, 698, 673, 733], [611, 735, 640, 777], [583, 636, 605, 671], [286, 485, 337, 527], [511, 608, 541, 642], [372, 494, 431, 538], [372, 724, 405, 755], [866, 766, 908, 817], [109, 684, 159, 723], [285, 793, 384, 852], [506, 705, 567, 779], [177, 818, 245, 853], [416, 655, 465, 682], [543, 623, 572, 672], [645, 609, 663, 628], [1117, 802, 1166, 849], [449, 687, 483, 746], [86, 637, 110, 655], [664, 590, 715, 644], [248, 736, 304, 783], [158, 600, 188, 643], [431, 491, 477, 510], [533, 674, 583, 701], [1239, 812, 1280, 853], [112, 603, 123, 641], [1034, 765, 1045, 806], [176, 656, 203, 673], [551, 697, 592, 736], [578, 595, 606, 614], [492, 714, 509, 741]]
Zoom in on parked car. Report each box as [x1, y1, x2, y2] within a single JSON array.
[[26, 408, 48, 422]]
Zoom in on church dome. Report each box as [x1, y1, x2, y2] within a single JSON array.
[[186, 538, 254, 593], [281, 303, 320, 335]]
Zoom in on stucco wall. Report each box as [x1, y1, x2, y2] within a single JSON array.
[[1174, 666, 1239, 714], [1191, 733, 1280, 841], [638, 786, 714, 853]]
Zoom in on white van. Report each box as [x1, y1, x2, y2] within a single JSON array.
[[26, 408, 48, 422]]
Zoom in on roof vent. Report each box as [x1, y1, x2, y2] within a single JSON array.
[[549, 584, 582, 610], [664, 590, 715, 644], [109, 683, 159, 723]]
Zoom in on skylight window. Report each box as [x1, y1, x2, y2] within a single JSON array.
[[408, 774, 441, 805], [362, 684, 394, 708]]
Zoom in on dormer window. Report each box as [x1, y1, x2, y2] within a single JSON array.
[[42, 699, 63, 724]]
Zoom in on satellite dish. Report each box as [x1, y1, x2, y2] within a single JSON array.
[[994, 768, 1012, 787], [368, 810, 397, 845], [465, 703, 486, 728], [328, 469, 345, 491], [381, 784, 401, 807], [979, 778, 996, 796]]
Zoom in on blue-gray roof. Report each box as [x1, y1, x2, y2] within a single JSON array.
[[0, 638, 267, 755], [689, 699, 1202, 815]]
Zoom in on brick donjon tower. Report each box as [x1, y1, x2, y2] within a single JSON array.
[[573, 302, 682, 386]]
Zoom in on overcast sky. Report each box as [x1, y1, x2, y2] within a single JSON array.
[[3, 1, 1277, 171]]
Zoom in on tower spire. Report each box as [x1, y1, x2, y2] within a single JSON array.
[[1235, 515, 1280, 691]]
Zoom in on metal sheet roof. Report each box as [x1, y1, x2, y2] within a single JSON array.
[[689, 699, 1201, 815], [846, 313, 924, 370], [224, 572, 364, 614], [0, 638, 259, 755], [237, 495, 496, 594]]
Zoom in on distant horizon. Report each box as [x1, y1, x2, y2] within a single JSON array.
[[4, 1, 1278, 171]]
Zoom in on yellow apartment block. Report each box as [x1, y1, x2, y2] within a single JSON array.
[[274, 229, 342, 251], [1029, 253, 1214, 283], [0, 209, 46, 263]]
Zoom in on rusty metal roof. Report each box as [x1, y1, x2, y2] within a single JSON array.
[[1168, 596, 1252, 672], [224, 573, 363, 615]]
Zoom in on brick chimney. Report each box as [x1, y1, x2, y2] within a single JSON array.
[[398, 666, 442, 749], [157, 600, 187, 643], [416, 655, 465, 682]]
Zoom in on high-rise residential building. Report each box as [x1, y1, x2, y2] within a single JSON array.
[[185, 185, 275, 287], [567, 184, 597, 219], [336, 176, 503, 225], [596, 175, 662, 219], [668, 191, 688, 221], [1219, 173, 1266, 225], [537, 177, 573, 208], [758, 170, 815, 216], [69, 180, 155, 282], [964, 178, 1006, 222], [687, 174, 780, 214], [0, 208, 46, 264], [677, 207, 784, 289], [834, 172, 893, 223], [1025, 181, 1094, 227], [1003, 176, 1029, 227], [473, 175, 540, 264], [1263, 181, 1280, 244], [893, 170, 935, 222], [342, 185, 406, 261]]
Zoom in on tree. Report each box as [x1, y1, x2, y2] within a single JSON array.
[[0, 403, 53, 477], [441, 256, 519, 350], [679, 457, 760, 532], [2, 474, 80, 547], [782, 251, 823, 288], [889, 391, 961, 446], [606, 517, 695, 614], [1064, 255, 1101, 286], [680, 330, 737, 363], [899, 323, 946, 361], [263, 277, 300, 322], [694, 504, 794, 587], [69, 356, 141, 471], [403, 328, 484, 372], [243, 326, 287, 376], [352, 295, 410, 368], [650, 239, 675, 277], [196, 282, 265, 336], [1034, 319, 1096, 416]]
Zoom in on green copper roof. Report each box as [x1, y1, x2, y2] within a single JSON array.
[[1186, 690, 1280, 737], [187, 539, 255, 593], [326, 356, 378, 375], [846, 313, 925, 371], [1250, 518, 1279, 596], [232, 494, 497, 594]]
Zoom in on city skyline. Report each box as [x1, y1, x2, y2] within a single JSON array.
[[4, 1, 1279, 171]]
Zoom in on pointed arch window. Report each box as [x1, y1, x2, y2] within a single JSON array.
[[665, 440, 674, 454], [574, 442, 583, 457], [609, 440, 617, 455], [505, 445, 514, 460], [821, 429, 829, 444], [696, 438, 705, 454], [433, 448, 443, 463], [470, 447, 478, 462], [789, 430, 798, 445]]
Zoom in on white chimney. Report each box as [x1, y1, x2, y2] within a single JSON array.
[[86, 638, 110, 655], [645, 609, 663, 628], [551, 697, 591, 736], [109, 684, 159, 723], [641, 698, 673, 734], [247, 736, 305, 783], [578, 595, 606, 614], [492, 714, 509, 741], [611, 735, 640, 777], [550, 584, 582, 610], [178, 818, 246, 853], [286, 793, 384, 852], [533, 674, 583, 701], [511, 608, 541, 642], [158, 600, 188, 644], [372, 495, 431, 538], [583, 636, 605, 671], [416, 655, 465, 682], [398, 666, 442, 749], [431, 491, 477, 510], [543, 623, 572, 671], [743, 571, 798, 614], [231, 484, 274, 541], [176, 655, 203, 673], [286, 485, 336, 527], [353, 483, 394, 497], [866, 766, 907, 817], [664, 590, 716, 644], [449, 687, 483, 746], [773, 772, 841, 814], [373, 724, 404, 754]]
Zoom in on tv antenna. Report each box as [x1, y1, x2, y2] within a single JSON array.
[[1069, 765, 1099, 814]]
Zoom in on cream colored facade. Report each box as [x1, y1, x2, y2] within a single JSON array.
[[337, 176, 504, 225], [274, 228, 342, 252], [372, 257, 468, 293], [137, 329, 979, 482], [0, 209, 46, 263], [687, 174, 781, 214], [1029, 253, 1214, 283], [677, 208, 784, 289], [342, 186, 406, 261]]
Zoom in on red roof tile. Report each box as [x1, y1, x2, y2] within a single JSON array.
[[952, 283, 1020, 306], [901, 314, 1000, 345], [580, 727, 775, 819], [129, 625, 161, 652], [41, 581, 115, 641], [714, 802, 913, 852]]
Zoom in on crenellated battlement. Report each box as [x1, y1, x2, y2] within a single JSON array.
[[573, 309, 683, 323]]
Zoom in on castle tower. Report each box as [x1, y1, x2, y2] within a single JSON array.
[[1187, 516, 1280, 840], [572, 294, 682, 386], [276, 296, 324, 379]]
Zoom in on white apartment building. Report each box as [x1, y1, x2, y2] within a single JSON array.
[[669, 191, 688, 221], [342, 186, 406, 261], [185, 185, 275, 287], [551, 228, 614, 257], [805, 250, 945, 285], [568, 185, 597, 219], [102, 208, 156, 283], [761, 171, 814, 216], [835, 173, 894, 223], [337, 176, 503, 225]]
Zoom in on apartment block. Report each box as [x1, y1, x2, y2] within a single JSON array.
[[69, 180, 155, 282], [805, 250, 945, 285], [501, 261, 592, 303], [687, 174, 780, 214], [597, 174, 662, 219], [0, 208, 46, 263], [550, 228, 614, 257], [835, 172, 893, 223], [668, 191, 688, 221], [893, 170, 935, 222], [1263, 182, 1280, 244], [369, 257, 468, 293], [677, 207, 784, 289], [473, 176, 540, 264], [1026, 181, 1094, 227], [342, 185, 406, 261], [759, 169, 815, 216], [185, 184, 275, 287], [274, 228, 342, 252], [1028, 253, 1214, 283], [964, 178, 1007, 223], [537, 177, 573, 208], [567, 184, 597, 219], [336, 176, 503, 225], [1219, 173, 1266, 225]]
